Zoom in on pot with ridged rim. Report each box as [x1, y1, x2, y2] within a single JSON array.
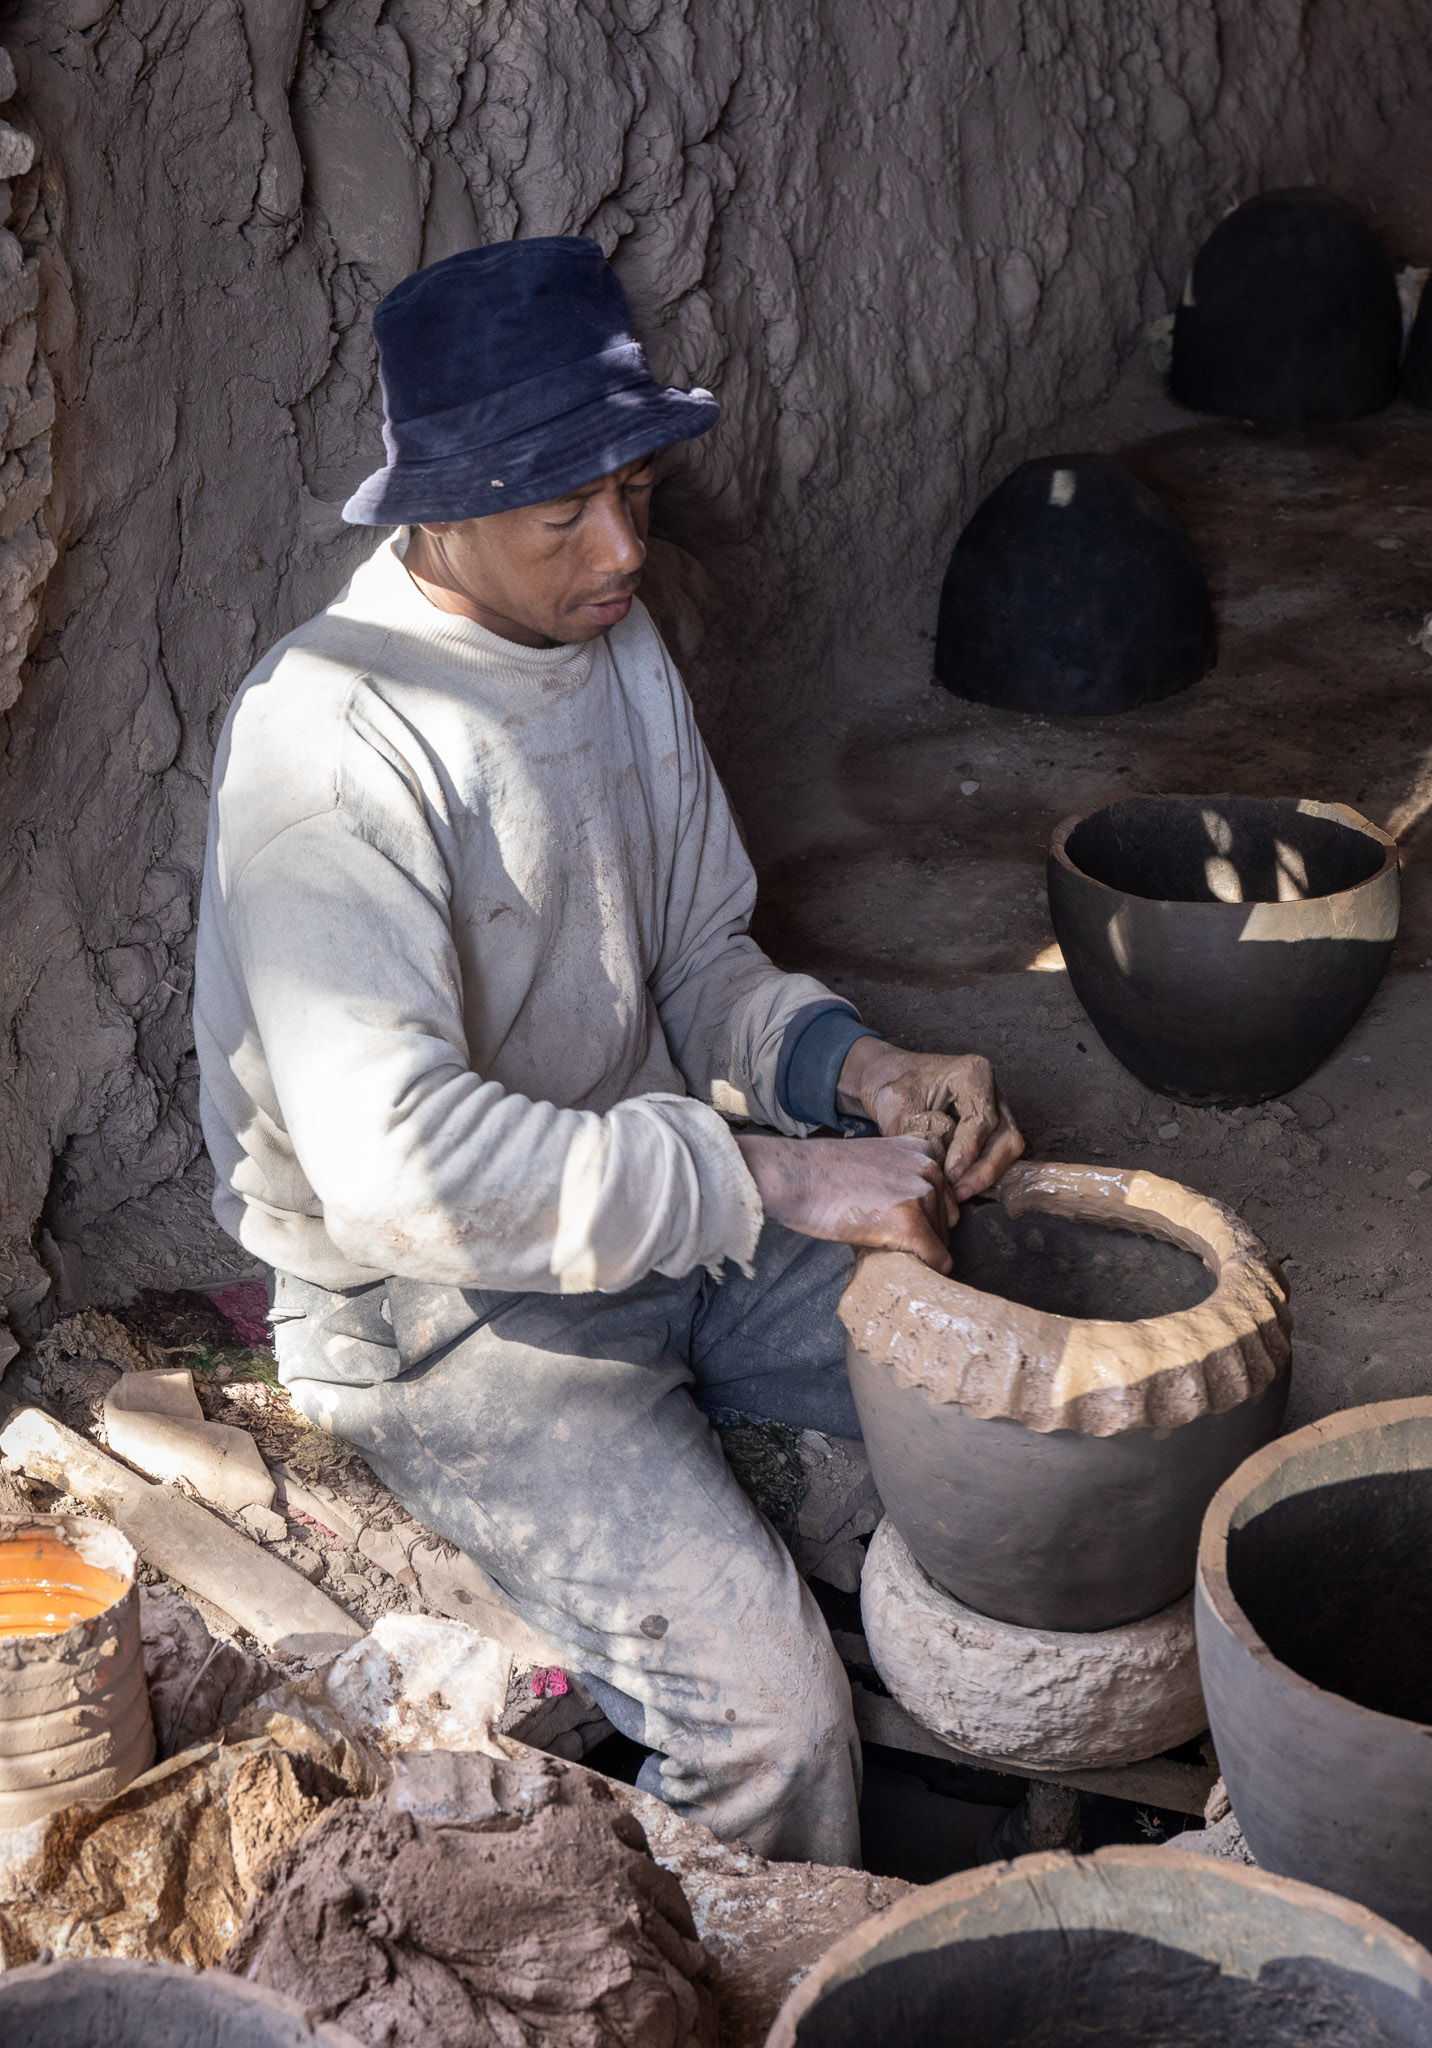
[[763, 1848, 1432, 2048], [1047, 793, 1398, 1106], [838, 1160, 1290, 1633], [1196, 1397, 1432, 1948]]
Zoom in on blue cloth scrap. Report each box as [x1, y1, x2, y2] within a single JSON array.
[[776, 1002, 881, 1133]]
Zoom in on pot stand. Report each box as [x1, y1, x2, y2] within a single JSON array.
[[861, 1516, 1205, 1772]]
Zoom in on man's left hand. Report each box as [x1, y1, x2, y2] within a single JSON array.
[[835, 1038, 1024, 1206]]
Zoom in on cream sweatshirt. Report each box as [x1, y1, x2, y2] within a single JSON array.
[[195, 533, 844, 1295]]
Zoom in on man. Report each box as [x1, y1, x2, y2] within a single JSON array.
[[196, 236, 1022, 1868]]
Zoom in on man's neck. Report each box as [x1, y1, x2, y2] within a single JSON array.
[[401, 529, 558, 649]]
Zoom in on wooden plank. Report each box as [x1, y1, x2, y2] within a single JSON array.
[[850, 1683, 1215, 1817]]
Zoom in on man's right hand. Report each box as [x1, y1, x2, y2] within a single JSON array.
[[735, 1132, 954, 1273]]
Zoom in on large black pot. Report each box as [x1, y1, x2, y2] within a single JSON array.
[[1404, 272, 1432, 409], [1048, 795, 1399, 1106], [1197, 1399, 1432, 1950], [1170, 189, 1402, 422], [934, 454, 1215, 717], [765, 1848, 1432, 2048], [0, 1957, 363, 2046]]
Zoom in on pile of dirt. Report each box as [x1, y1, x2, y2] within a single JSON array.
[[228, 1753, 717, 2048]]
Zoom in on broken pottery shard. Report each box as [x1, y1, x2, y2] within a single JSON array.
[[0, 1407, 362, 1658], [226, 1753, 718, 2048], [104, 1368, 278, 1521]]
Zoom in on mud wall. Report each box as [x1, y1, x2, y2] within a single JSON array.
[[0, 0, 1427, 1320]]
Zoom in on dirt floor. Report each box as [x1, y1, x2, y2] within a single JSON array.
[[746, 371, 1432, 1433]]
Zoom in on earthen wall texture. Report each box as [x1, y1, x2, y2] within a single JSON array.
[[0, 0, 1428, 1319]]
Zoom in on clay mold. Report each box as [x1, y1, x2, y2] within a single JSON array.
[[764, 1847, 1432, 2048], [1170, 188, 1402, 423], [1197, 1397, 1432, 1948], [1048, 794, 1398, 1106], [839, 1161, 1290, 1633], [934, 454, 1215, 716]]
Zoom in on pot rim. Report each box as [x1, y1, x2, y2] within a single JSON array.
[[1048, 794, 1399, 910], [1197, 1396, 1432, 1737], [840, 1161, 1290, 1435], [762, 1844, 1432, 2048]]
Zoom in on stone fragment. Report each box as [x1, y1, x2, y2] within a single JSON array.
[[1292, 1092, 1335, 1128], [104, 1368, 278, 1521], [1157, 1121, 1181, 1140], [1407, 1170, 1431, 1192], [0, 124, 33, 180]]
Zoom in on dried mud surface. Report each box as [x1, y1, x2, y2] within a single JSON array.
[[751, 400, 1432, 1431]]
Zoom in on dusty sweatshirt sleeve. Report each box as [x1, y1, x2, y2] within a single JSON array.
[[646, 640, 861, 1134], [218, 708, 761, 1294]]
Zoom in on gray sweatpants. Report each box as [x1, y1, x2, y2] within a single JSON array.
[[271, 1224, 862, 1866]]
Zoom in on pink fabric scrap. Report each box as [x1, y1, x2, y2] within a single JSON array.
[[530, 1666, 569, 1699], [212, 1280, 273, 1349]]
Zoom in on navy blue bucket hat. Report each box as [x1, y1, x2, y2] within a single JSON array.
[[343, 235, 720, 525]]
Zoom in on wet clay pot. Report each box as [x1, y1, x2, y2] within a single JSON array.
[[934, 454, 1215, 716], [1197, 1399, 1432, 1948], [1048, 794, 1398, 1106], [1170, 189, 1403, 423], [763, 1848, 1432, 2048], [839, 1161, 1290, 1633], [0, 1515, 154, 1826], [0, 1957, 364, 2046]]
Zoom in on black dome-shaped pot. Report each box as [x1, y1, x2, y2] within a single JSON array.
[[934, 454, 1215, 716], [765, 1848, 1432, 2048], [1170, 189, 1402, 423], [1404, 273, 1432, 409], [1048, 795, 1398, 1106], [1197, 1399, 1432, 1948]]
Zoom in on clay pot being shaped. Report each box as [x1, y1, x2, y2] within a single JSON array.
[[934, 455, 1215, 716], [0, 1957, 364, 2046], [0, 1514, 154, 1826], [1404, 273, 1432, 409], [1197, 1399, 1432, 1949], [838, 1161, 1290, 1633], [1048, 795, 1398, 1107], [1170, 189, 1402, 422], [763, 1848, 1432, 2048]]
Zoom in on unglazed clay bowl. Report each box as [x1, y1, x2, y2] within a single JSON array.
[[1048, 794, 1398, 1106], [764, 1849, 1432, 2048], [839, 1161, 1290, 1633], [1197, 1399, 1432, 1948]]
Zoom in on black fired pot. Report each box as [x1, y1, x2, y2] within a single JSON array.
[[1047, 795, 1398, 1106], [1197, 1400, 1432, 1949], [1404, 272, 1432, 410], [766, 1848, 1432, 2048], [1170, 189, 1402, 423], [934, 454, 1215, 717]]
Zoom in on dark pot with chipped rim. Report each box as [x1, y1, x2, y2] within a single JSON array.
[[839, 1161, 1291, 1634], [1047, 794, 1398, 1107], [1197, 1398, 1432, 1949], [763, 1848, 1432, 2048]]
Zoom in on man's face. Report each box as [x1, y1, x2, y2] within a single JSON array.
[[406, 454, 656, 648]]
